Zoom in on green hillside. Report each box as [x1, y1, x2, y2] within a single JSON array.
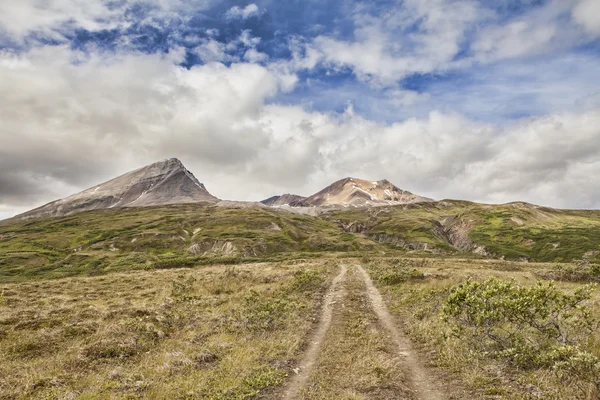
[[2, 200, 600, 282], [327, 200, 600, 263], [0, 204, 383, 282]]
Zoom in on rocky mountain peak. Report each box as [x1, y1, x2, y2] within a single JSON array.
[[264, 177, 434, 208], [17, 159, 218, 220]]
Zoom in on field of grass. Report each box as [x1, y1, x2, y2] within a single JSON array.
[[364, 257, 600, 399], [0, 260, 334, 399], [1, 250, 599, 398]]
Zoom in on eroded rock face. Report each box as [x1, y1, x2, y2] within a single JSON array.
[[433, 216, 490, 256], [341, 221, 370, 234], [188, 240, 237, 256], [17, 158, 218, 220]]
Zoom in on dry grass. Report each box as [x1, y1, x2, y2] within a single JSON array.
[[300, 266, 414, 399], [0, 260, 335, 399], [364, 258, 600, 400]]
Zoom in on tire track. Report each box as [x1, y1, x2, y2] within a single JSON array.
[[356, 264, 444, 400], [281, 264, 347, 399]]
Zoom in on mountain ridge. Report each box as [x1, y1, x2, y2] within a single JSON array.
[[261, 194, 307, 207], [11, 160, 436, 220], [16, 158, 218, 220], [267, 177, 434, 208]]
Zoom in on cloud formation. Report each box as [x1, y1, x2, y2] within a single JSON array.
[[0, 0, 599, 220], [225, 4, 261, 20]]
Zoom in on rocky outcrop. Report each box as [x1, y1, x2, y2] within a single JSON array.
[[369, 233, 442, 253], [433, 216, 490, 256], [340, 221, 370, 234]]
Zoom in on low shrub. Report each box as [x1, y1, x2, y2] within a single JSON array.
[[368, 260, 425, 285], [443, 277, 599, 395], [286, 269, 324, 293], [537, 261, 600, 283]]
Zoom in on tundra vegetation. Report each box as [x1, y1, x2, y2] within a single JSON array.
[[365, 258, 600, 399], [2, 202, 600, 398], [0, 261, 331, 399]]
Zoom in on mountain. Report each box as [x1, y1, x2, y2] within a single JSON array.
[[261, 194, 307, 206], [16, 158, 218, 220], [284, 177, 434, 208]]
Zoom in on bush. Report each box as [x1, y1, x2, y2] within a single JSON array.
[[444, 278, 598, 372], [537, 261, 600, 283], [368, 260, 425, 286], [286, 269, 324, 293], [551, 345, 600, 393]]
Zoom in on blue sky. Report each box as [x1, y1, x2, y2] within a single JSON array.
[[1, 0, 600, 218]]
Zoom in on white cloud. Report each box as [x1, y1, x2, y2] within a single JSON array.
[[244, 48, 269, 63], [471, 20, 558, 62], [573, 0, 600, 35], [285, 0, 598, 87], [0, 0, 126, 42], [225, 4, 261, 20], [194, 30, 264, 64], [467, 1, 587, 64], [0, 0, 214, 43], [194, 39, 235, 63], [289, 0, 481, 85], [238, 30, 261, 47]]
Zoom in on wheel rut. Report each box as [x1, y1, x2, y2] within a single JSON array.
[[356, 264, 445, 400], [281, 264, 347, 399]]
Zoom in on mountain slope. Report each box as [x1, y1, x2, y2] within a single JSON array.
[[3, 199, 600, 282], [293, 178, 434, 207], [16, 158, 218, 220], [327, 200, 600, 262], [261, 194, 307, 206], [0, 204, 383, 282]]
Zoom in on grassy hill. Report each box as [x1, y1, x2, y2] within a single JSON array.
[[0, 204, 383, 282], [2, 200, 600, 282], [326, 200, 600, 263]]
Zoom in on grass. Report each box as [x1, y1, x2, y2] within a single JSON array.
[[0, 260, 334, 399], [364, 257, 600, 399]]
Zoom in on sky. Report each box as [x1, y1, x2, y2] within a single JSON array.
[[1, 0, 600, 219]]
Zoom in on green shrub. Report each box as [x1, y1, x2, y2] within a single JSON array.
[[550, 345, 600, 393], [444, 278, 598, 369], [537, 261, 600, 283], [368, 260, 425, 286], [286, 269, 324, 293]]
